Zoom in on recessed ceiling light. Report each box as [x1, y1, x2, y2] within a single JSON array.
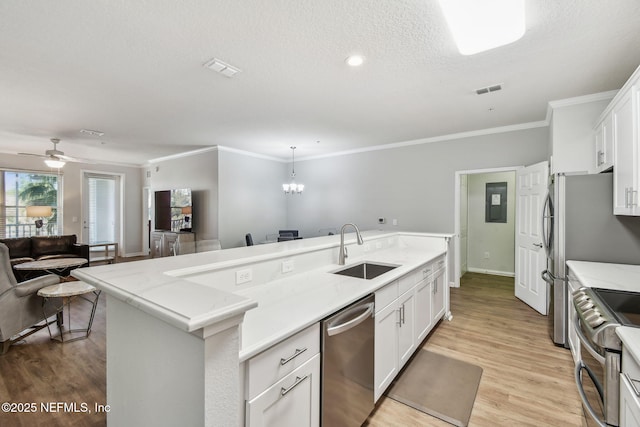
[[437, 0, 525, 55], [346, 55, 365, 67]]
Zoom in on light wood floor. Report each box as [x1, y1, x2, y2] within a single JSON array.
[[0, 272, 585, 426], [366, 272, 586, 427]]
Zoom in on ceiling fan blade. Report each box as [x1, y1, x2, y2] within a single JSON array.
[[18, 152, 48, 158], [57, 154, 96, 164]]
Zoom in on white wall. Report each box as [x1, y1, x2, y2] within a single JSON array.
[[288, 127, 548, 236], [466, 171, 516, 276], [0, 153, 143, 255], [149, 149, 219, 242], [217, 148, 287, 249]]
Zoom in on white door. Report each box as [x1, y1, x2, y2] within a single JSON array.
[[515, 161, 548, 314], [82, 172, 121, 250]]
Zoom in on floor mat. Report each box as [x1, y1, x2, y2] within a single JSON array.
[[385, 349, 483, 427]]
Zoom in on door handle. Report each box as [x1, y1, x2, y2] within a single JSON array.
[[533, 243, 543, 248]]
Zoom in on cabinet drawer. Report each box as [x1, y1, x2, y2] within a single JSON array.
[[620, 372, 640, 427], [246, 323, 319, 400], [375, 280, 398, 313], [247, 354, 320, 427], [398, 271, 417, 295]]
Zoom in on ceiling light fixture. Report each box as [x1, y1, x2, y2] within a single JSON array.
[[282, 146, 304, 194], [44, 158, 66, 168], [203, 57, 242, 78], [437, 0, 525, 55], [346, 55, 365, 67]]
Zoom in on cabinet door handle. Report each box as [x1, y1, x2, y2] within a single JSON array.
[[280, 348, 307, 366], [401, 304, 405, 325], [632, 190, 638, 207], [397, 308, 402, 327], [280, 375, 309, 397], [597, 150, 604, 166]]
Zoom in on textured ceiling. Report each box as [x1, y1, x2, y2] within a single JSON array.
[[1, 0, 639, 165]]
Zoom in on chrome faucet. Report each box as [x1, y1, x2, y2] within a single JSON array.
[[338, 223, 364, 265]]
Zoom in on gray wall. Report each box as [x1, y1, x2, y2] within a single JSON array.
[[0, 153, 143, 255], [149, 149, 219, 242], [218, 149, 287, 249], [288, 127, 549, 236], [466, 171, 516, 275]]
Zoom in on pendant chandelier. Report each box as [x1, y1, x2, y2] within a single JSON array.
[[283, 146, 304, 194]]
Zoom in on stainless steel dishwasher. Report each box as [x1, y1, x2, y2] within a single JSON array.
[[321, 294, 375, 427]]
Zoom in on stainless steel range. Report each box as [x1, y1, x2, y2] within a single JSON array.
[[572, 287, 640, 427]]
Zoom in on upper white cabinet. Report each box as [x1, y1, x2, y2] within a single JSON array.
[[612, 88, 637, 214], [594, 113, 614, 173], [591, 65, 640, 215], [548, 94, 615, 174]]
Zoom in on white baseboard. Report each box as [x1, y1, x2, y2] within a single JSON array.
[[466, 267, 515, 277]]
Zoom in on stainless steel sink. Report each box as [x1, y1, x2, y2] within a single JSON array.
[[332, 262, 399, 280]]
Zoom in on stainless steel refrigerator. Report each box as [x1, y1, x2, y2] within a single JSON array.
[[542, 172, 640, 347]]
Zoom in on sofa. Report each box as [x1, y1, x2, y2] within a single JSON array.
[[0, 235, 89, 282]]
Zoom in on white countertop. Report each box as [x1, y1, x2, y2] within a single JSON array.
[[236, 246, 445, 361], [73, 231, 450, 361], [566, 260, 640, 366], [566, 261, 640, 292]]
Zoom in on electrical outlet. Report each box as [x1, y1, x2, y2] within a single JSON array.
[[392, 219, 398, 226], [364, 243, 371, 252], [484, 252, 490, 259], [281, 260, 295, 273], [236, 268, 252, 284]]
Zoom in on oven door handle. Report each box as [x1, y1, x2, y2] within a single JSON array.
[[573, 314, 606, 365], [575, 361, 606, 427]]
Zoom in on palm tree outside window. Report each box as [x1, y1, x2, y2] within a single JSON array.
[[0, 171, 61, 238]]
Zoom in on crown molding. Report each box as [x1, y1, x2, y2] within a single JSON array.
[[545, 90, 618, 123]]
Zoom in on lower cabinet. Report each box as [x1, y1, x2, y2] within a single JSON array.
[[374, 256, 446, 402], [567, 276, 581, 363], [246, 354, 320, 427], [431, 260, 446, 322], [620, 373, 640, 427], [245, 324, 320, 427], [620, 347, 640, 427]]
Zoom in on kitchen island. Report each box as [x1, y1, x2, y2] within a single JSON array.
[[73, 231, 452, 426]]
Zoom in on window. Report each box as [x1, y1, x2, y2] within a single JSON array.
[[0, 170, 62, 238]]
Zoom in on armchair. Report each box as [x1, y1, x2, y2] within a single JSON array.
[[0, 243, 62, 354]]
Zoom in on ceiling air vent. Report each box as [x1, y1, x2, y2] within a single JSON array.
[[475, 84, 503, 95], [203, 58, 241, 78]]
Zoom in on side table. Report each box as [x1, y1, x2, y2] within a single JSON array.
[[38, 281, 101, 343]]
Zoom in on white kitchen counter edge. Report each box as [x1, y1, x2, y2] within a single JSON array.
[[238, 248, 447, 361], [566, 260, 640, 368], [72, 231, 451, 339]]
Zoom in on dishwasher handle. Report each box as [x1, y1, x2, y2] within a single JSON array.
[[326, 302, 374, 337]]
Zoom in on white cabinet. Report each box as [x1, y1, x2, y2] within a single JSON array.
[[612, 87, 639, 215], [373, 256, 447, 402], [620, 373, 640, 427], [151, 231, 195, 257], [594, 113, 614, 173], [431, 261, 446, 323], [620, 347, 640, 427], [593, 64, 640, 214], [374, 294, 400, 401], [245, 324, 320, 427], [414, 278, 433, 343], [397, 288, 416, 368]]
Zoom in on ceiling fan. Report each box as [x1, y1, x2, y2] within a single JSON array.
[[19, 138, 86, 168]]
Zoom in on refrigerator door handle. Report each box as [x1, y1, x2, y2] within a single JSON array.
[[541, 190, 554, 258]]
